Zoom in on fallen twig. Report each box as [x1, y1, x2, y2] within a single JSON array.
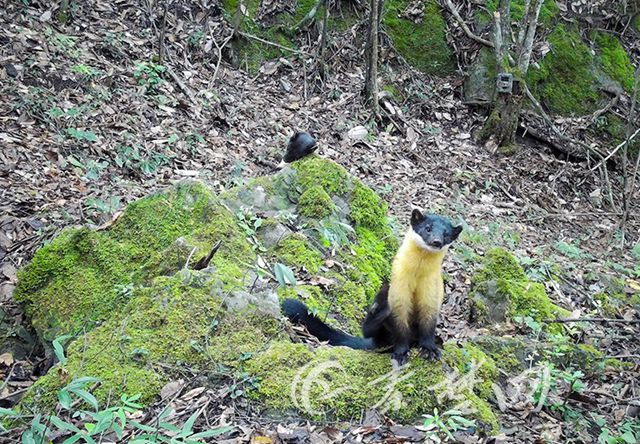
[[590, 127, 640, 172], [543, 317, 640, 324], [238, 31, 311, 55]]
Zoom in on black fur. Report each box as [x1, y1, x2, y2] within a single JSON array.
[[284, 132, 317, 163], [282, 299, 375, 349], [411, 210, 463, 249]]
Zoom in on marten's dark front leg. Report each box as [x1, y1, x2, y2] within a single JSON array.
[[418, 314, 441, 360], [362, 283, 391, 338]]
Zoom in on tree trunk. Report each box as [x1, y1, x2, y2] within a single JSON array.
[[482, 0, 543, 154], [482, 92, 524, 154], [364, 0, 380, 115]]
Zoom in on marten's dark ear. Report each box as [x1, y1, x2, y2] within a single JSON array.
[[411, 209, 423, 226], [452, 225, 463, 240]]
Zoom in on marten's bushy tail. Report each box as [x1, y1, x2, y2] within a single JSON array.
[[281, 299, 375, 350]]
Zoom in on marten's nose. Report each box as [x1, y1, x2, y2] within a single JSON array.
[[431, 240, 442, 248]]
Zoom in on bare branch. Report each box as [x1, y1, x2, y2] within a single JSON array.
[[443, 0, 494, 47], [589, 127, 640, 172]]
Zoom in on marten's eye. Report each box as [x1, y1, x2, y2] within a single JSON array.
[[424, 225, 431, 232]]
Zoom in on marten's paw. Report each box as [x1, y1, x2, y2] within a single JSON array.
[[419, 342, 441, 361]]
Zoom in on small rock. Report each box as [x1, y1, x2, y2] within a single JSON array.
[[347, 126, 368, 140]]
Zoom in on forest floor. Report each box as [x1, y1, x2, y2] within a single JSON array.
[[1, 0, 639, 443]]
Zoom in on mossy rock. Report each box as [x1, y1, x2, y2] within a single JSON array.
[[15, 157, 414, 419], [592, 31, 636, 93], [221, 0, 358, 74], [470, 248, 570, 328], [15, 158, 562, 429]]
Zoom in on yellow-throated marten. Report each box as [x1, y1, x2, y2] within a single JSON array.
[[282, 210, 462, 365]]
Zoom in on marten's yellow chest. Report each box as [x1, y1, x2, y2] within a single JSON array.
[[387, 235, 445, 332]]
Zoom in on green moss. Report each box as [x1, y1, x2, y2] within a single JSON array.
[[471, 336, 529, 374], [527, 24, 599, 115], [350, 180, 387, 231], [274, 234, 324, 274], [472, 248, 570, 328], [298, 185, 336, 218], [592, 31, 635, 92], [383, 0, 454, 75], [485, 0, 559, 26], [14, 182, 250, 342], [109, 181, 214, 258], [221, 0, 357, 74], [207, 311, 284, 367], [343, 227, 395, 302], [473, 248, 527, 284], [329, 279, 369, 333], [276, 284, 335, 321], [23, 273, 229, 410], [291, 155, 349, 196], [246, 341, 498, 429], [443, 343, 497, 400], [14, 228, 134, 341]]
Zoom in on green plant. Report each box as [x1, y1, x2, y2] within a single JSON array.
[[595, 416, 640, 444], [273, 262, 296, 286], [114, 144, 172, 177], [554, 240, 588, 260], [67, 156, 108, 180], [235, 209, 266, 252], [72, 64, 99, 78], [67, 128, 98, 142], [420, 408, 477, 442], [86, 196, 121, 215], [314, 216, 355, 248], [133, 62, 166, 89]]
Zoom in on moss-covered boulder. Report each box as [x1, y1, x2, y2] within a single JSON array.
[[15, 155, 503, 429], [469, 248, 571, 326]]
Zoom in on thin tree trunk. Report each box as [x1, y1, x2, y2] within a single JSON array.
[[364, 0, 380, 115]]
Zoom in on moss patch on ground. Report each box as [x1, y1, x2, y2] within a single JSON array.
[[471, 248, 570, 327], [221, 0, 356, 74], [592, 31, 636, 92], [485, 0, 559, 26], [527, 25, 599, 115], [383, 0, 454, 75]]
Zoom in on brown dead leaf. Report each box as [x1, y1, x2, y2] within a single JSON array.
[[160, 379, 184, 400], [250, 436, 272, 444], [180, 386, 205, 400], [0, 352, 14, 367]]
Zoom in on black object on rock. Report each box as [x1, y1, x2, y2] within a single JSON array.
[[284, 132, 317, 163]]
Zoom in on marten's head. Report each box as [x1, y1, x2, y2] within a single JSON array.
[[284, 132, 317, 163], [409, 210, 462, 252]]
